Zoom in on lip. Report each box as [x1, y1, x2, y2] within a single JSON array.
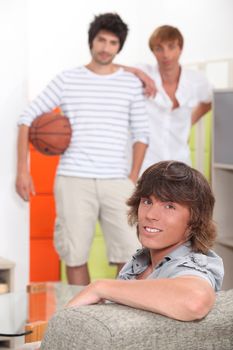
[[162, 60, 171, 65], [143, 226, 162, 234], [99, 53, 111, 59]]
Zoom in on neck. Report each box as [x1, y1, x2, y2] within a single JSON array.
[[86, 61, 118, 75], [159, 65, 181, 85], [149, 241, 184, 268]]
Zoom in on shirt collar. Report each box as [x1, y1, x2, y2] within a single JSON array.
[[164, 241, 192, 260], [131, 248, 151, 274], [132, 242, 192, 268], [154, 65, 194, 108], [120, 242, 193, 278]]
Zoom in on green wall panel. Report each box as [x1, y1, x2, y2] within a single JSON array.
[[204, 111, 212, 180], [88, 223, 117, 280]]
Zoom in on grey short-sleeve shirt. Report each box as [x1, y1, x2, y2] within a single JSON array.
[[118, 243, 224, 291]]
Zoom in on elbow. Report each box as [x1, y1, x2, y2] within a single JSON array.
[[184, 288, 216, 321]]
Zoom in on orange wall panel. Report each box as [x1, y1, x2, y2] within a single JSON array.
[[29, 107, 61, 282], [30, 149, 59, 194], [30, 239, 60, 282], [30, 195, 56, 238]]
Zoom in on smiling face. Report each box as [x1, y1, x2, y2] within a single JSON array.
[[153, 39, 182, 72], [138, 195, 190, 255], [90, 30, 120, 65], [127, 161, 216, 256]]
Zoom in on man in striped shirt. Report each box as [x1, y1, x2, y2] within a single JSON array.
[[16, 13, 149, 285]]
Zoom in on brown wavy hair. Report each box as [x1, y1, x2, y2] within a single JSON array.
[[127, 161, 216, 254]]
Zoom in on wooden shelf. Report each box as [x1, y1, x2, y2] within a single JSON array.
[[213, 163, 233, 170]]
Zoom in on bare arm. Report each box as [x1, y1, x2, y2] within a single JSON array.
[[191, 102, 211, 125], [67, 276, 215, 321], [129, 142, 148, 183], [116, 64, 156, 98], [16, 125, 35, 201]]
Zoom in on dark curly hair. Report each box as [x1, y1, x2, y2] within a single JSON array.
[[127, 161, 217, 254], [88, 13, 128, 52]]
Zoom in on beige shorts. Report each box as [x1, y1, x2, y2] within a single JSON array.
[[54, 176, 140, 266]]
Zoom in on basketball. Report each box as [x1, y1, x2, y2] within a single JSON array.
[[29, 112, 72, 155]]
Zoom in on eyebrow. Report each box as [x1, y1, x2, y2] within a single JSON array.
[[97, 35, 119, 43]]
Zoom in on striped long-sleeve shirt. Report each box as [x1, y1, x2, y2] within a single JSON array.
[[19, 66, 149, 178]]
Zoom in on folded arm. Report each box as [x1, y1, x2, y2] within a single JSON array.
[[116, 64, 156, 98], [67, 276, 215, 321]]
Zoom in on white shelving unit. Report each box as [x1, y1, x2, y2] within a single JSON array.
[[0, 258, 15, 349], [0, 257, 14, 294], [212, 89, 233, 290]]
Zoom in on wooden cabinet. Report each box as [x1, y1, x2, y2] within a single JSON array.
[[212, 89, 233, 290]]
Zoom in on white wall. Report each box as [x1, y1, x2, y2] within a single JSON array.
[[0, 0, 29, 291], [27, 0, 233, 97]]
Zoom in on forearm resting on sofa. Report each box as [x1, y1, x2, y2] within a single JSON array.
[[67, 276, 215, 321]]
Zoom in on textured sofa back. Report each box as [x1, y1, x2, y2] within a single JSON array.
[[41, 290, 233, 350]]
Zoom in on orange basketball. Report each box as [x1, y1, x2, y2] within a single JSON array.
[[29, 112, 72, 155]]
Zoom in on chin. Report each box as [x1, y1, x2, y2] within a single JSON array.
[[139, 235, 159, 249]]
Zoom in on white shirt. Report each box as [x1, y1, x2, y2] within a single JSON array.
[[139, 64, 212, 173], [18, 66, 149, 178]]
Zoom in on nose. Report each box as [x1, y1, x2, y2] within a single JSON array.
[[102, 42, 108, 51], [102, 41, 111, 53], [146, 203, 161, 221], [162, 47, 170, 59]]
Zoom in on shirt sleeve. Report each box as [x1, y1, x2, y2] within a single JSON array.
[[169, 253, 224, 292], [18, 72, 65, 126], [129, 80, 149, 145], [194, 71, 213, 104]]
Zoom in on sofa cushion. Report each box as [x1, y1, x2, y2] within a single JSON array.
[[40, 289, 233, 350]]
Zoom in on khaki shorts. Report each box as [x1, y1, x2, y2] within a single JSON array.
[[54, 176, 140, 266]]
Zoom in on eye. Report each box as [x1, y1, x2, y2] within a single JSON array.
[[141, 197, 152, 205], [164, 203, 176, 210], [97, 37, 105, 43], [168, 43, 177, 50], [154, 46, 162, 52], [111, 40, 119, 46]]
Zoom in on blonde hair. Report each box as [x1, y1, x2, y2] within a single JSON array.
[[149, 25, 184, 52]]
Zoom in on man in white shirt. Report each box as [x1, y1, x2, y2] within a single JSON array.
[[126, 25, 212, 172], [16, 13, 149, 285]]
